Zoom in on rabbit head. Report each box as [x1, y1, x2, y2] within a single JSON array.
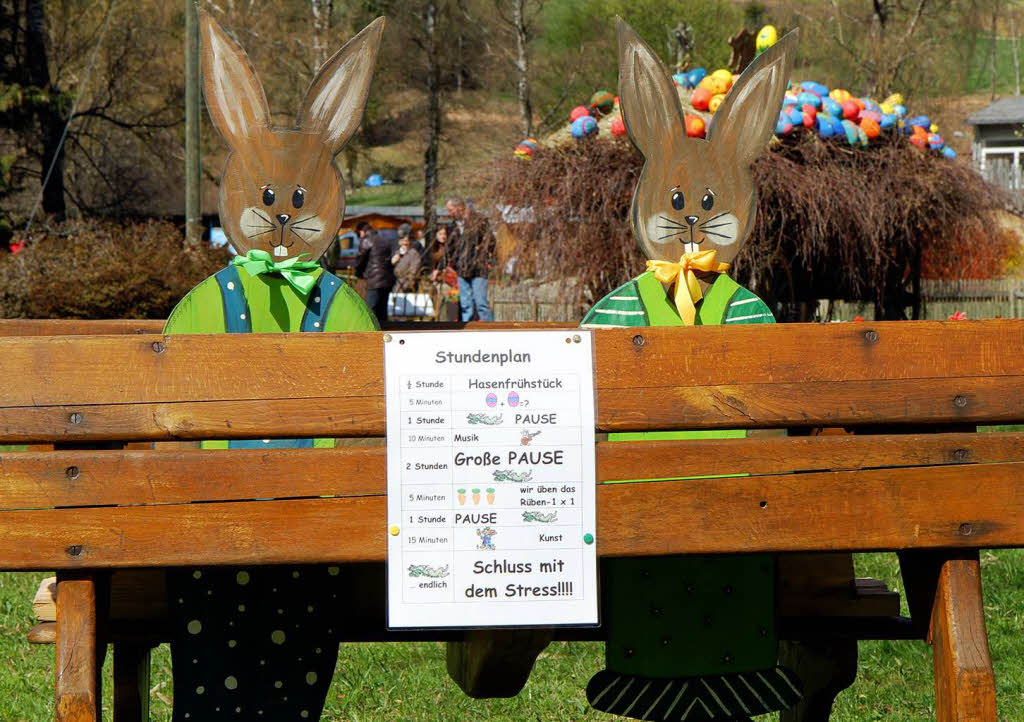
[[200, 11, 385, 261], [617, 18, 796, 266]]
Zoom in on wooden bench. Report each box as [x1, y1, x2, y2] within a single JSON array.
[[1, 318, 1021, 721]]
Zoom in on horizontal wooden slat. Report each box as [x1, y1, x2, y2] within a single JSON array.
[[1, 433, 1022, 509], [0, 319, 570, 337], [0, 319, 165, 336], [1, 321, 1023, 441], [0, 461, 1021, 570]]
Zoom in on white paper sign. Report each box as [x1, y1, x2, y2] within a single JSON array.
[[384, 330, 598, 629]]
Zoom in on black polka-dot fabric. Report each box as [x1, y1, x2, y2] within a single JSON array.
[[168, 565, 344, 720]]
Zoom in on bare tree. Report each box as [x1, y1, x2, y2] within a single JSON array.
[[495, 0, 543, 137], [829, 0, 933, 96], [311, 0, 333, 73]]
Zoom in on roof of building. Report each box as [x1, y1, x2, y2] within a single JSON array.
[[967, 96, 1024, 125]]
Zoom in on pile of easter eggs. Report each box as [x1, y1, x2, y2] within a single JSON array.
[[775, 86, 956, 157]]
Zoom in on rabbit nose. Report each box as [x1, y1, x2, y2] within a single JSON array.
[[276, 213, 291, 226], [684, 215, 699, 227]]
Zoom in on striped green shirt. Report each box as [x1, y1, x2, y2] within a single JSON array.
[[581, 271, 774, 327]]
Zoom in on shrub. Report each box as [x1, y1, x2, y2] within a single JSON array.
[[0, 219, 230, 319]]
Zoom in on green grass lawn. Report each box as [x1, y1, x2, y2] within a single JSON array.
[[3, 550, 1023, 720]]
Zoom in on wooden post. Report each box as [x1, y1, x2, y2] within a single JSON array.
[[113, 643, 152, 721], [55, 573, 102, 722], [930, 553, 997, 721], [446, 629, 553, 698]]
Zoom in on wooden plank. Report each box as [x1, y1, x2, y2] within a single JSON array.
[[3, 374, 1024, 443], [2, 432, 1023, 509], [0, 320, 165, 337], [0, 461, 1023, 570], [0, 319, 569, 337], [55, 574, 101, 722], [930, 554, 998, 721], [2, 321, 1023, 405]]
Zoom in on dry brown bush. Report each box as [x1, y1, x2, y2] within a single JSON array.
[[482, 134, 1011, 319], [0, 219, 229, 319]]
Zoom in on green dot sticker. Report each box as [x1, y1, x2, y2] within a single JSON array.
[[583, 533, 594, 545]]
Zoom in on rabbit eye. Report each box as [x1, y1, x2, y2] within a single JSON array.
[[701, 192, 714, 211], [262, 188, 275, 206], [292, 189, 305, 209], [670, 191, 685, 210]]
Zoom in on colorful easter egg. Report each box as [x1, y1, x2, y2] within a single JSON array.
[[816, 114, 838, 138], [699, 74, 730, 96], [882, 93, 904, 107], [801, 104, 817, 127], [787, 107, 804, 126], [858, 109, 881, 123], [684, 113, 706, 138], [860, 98, 880, 113], [486, 393, 498, 407], [520, 137, 538, 150], [783, 92, 799, 106], [928, 133, 944, 150], [880, 102, 894, 114], [880, 113, 896, 130], [708, 93, 726, 114], [756, 25, 778, 54], [508, 391, 520, 407], [570, 105, 591, 123], [830, 88, 852, 103], [841, 119, 860, 145], [841, 100, 859, 120], [570, 115, 598, 138], [610, 116, 627, 137], [711, 68, 733, 81], [690, 86, 713, 111], [929, 123, 939, 133], [907, 115, 930, 130], [909, 128, 928, 148], [802, 81, 829, 97], [776, 112, 794, 135], [799, 92, 822, 109], [686, 68, 708, 89], [941, 146, 957, 159], [514, 144, 535, 160], [891, 104, 907, 118], [860, 117, 881, 140], [857, 125, 869, 147], [822, 97, 842, 118], [672, 72, 688, 87], [590, 90, 614, 114]]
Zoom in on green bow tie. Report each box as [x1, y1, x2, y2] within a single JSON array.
[[231, 250, 320, 296]]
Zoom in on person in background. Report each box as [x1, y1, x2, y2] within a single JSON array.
[[445, 196, 495, 322], [355, 222, 396, 326], [391, 223, 423, 293], [429, 224, 449, 279]]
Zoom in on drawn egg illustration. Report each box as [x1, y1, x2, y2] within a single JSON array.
[[508, 391, 520, 407], [486, 393, 498, 408]]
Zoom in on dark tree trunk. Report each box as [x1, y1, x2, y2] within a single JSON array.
[[423, 0, 441, 238], [25, 0, 66, 220], [512, 0, 532, 137]]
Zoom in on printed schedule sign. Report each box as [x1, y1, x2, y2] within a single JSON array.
[[384, 330, 598, 629]]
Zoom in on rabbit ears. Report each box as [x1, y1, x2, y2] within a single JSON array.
[[199, 10, 385, 155], [616, 18, 797, 166]]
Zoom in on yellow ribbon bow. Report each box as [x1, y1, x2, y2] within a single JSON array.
[[646, 250, 731, 325]]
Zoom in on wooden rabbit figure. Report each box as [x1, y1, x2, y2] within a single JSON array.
[[163, 12, 384, 721], [581, 19, 801, 721]]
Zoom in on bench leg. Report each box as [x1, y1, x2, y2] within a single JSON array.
[[113, 642, 152, 721], [446, 629, 553, 697], [778, 637, 858, 722], [55, 573, 102, 722], [930, 554, 997, 722]]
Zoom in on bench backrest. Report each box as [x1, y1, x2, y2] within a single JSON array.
[[0, 319, 1022, 570]]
